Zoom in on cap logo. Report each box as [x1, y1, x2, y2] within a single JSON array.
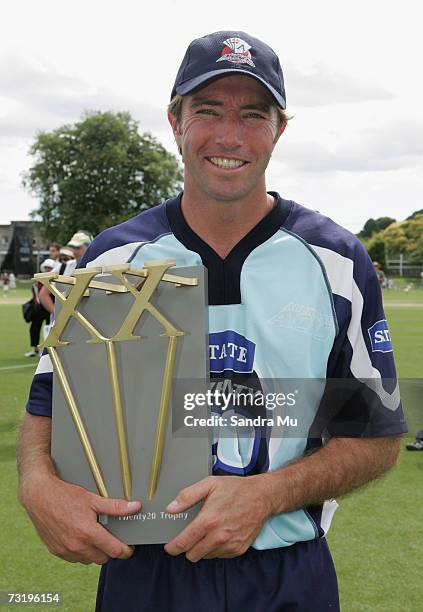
[[216, 37, 255, 68]]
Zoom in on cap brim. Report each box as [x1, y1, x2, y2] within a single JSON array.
[[174, 68, 286, 109]]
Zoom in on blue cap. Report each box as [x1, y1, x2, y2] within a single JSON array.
[[171, 31, 286, 109]]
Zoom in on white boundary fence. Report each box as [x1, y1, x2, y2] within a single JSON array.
[[386, 254, 422, 277]]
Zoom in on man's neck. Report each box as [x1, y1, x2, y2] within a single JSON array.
[[180, 188, 275, 259]]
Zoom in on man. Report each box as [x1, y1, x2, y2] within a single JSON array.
[[39, 236, 89, 314], [48, 243, 60, 261], [66, 230, 93, 270], [18, 31, 406, 611]]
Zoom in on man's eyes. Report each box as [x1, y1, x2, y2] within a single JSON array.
[[195, 109, 267, 120], [243, 112, 267, 120], [195, 108, 218, 115]]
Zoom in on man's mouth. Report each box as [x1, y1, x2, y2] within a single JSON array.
[[207, 157, 247, 169]]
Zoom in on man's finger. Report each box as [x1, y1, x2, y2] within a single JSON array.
[[91, 523, 135, 560], [184, 535, 216, 563], [67, 546, 110, 565], [164, 515, 208, 556], [91, 496, 141, 517], [166, 477, 214, 513]]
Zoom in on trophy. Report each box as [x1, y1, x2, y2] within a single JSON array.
[[35, 260, 210, 544]]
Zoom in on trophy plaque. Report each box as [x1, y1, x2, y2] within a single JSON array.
[[35, 261, 210, 544]]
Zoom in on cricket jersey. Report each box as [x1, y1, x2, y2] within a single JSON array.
[[26, 192, 406, 549]]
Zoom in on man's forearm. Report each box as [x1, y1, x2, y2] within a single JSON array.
[[260, 436, 401, 516], [17, 413, 56, 502]]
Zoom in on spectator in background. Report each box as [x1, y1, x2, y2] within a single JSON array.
[[8, 272, 16, 290], [48, 243, 61, 260], [67, 231, 93, 268], [406, 430, 423, 451], [25, 259, 55, 357], [55, 246, 75, 274], [373, 261, 386, 287], [1, 272, 10, 297], [39, 247, 76, 316], [38, 234, 91, 317]]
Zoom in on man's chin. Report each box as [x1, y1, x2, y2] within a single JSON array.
[[203, 185, 256, 204]]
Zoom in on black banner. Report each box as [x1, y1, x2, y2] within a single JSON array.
[[1, 223, 33, 275]]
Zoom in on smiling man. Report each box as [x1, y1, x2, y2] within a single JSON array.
[[18, 31, 406, 612]]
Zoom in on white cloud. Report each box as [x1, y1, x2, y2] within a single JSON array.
[[276, 119, 423, 173], [286, 64, 395, 107], [0, 55, 164, 141]]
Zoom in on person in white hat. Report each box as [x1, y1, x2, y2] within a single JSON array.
[[67, 230, 93, 265], [38, 238, 86, 314]]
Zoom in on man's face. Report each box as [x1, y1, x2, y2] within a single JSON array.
[[72, 244, 87, 262], [168, 75, 285, 204], [49, 246, 59, 259]]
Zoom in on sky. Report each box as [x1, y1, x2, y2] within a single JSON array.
[[0, 0, 422, 233]]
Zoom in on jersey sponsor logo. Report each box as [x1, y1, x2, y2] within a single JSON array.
[[209, 330, 255, 373], [368, 319, 393, 353], [216, 37, 255, 67], [267, 302, 334, 341]]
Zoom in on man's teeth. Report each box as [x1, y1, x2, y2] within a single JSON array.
[[209, 157, 245, 169]]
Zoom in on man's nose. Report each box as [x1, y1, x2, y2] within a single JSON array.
[[215, 114, 243, 148]]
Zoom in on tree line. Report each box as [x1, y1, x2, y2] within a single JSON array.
[[357, 211, 423, 271]]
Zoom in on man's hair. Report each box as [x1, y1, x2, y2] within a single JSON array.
[[168, 94, 290, 131], [49, 242, 60, 250]]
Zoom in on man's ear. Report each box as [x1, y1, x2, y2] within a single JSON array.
[[168, 112, 181, 138], [168, 113, 182, 155], [273, 120, 287, 145]]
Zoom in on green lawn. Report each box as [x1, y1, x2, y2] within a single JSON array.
[[0, 286, 421, 611], [0, 306, 98, 612], [327, 449, 422, 612], [385, 301, 423, 384], [1, 280, 34, 303], [382, 278, 423, 306], [327, 285, 422, 612]]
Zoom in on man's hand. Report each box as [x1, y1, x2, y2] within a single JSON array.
[[18, 413, 141, 565], [163, 437, 401, 563], [164, 475, 272, 562], [19, 473, 141, 565]]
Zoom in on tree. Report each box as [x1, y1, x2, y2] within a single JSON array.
[[406, 209, 423, 221], [357, 216, 396, 239], [366, 237, 387, 271], [23, 111, 182, 243], [382, 215, 423, 263]]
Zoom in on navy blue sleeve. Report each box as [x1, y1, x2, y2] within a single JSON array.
[[26, 355, 54, 416], [285, 202, 407, 437], [323, 242, 407, 437]]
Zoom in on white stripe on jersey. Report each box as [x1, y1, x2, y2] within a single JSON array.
[[35, 352, 53, 375], [86, 242, 144, 268], [320, 499, 339, 534], [311, 245, 400, 411]]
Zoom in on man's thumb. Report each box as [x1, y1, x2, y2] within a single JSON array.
[[93, 497, 141, 516]]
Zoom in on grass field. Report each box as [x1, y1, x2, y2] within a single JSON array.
[[0, 303, 99, 612], [0, 280, 422, 611]]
